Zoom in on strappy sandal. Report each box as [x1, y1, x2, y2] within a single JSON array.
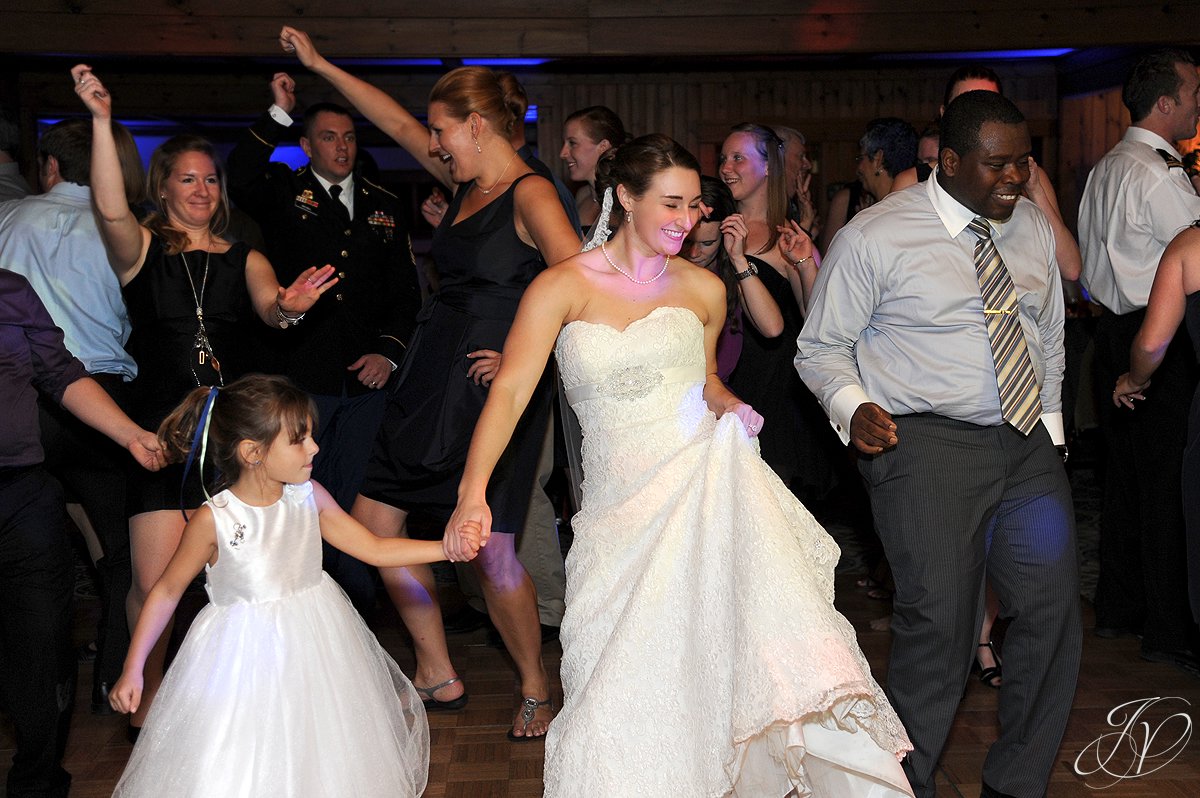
[[507, 696, 553, 742], [414, 676, 468, 711], [975, 641, 1002, 689]]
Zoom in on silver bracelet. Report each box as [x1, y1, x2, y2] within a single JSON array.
[[788, 255, 812, 267], [274, 302, 305, 328]]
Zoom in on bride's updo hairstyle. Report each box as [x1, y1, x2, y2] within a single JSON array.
[[158, 374, 317, 491], [429, 66, 520, 138], [595, 133, 701, 221]]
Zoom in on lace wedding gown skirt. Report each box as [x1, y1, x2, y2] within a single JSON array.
[[547, 306, 913, 797]]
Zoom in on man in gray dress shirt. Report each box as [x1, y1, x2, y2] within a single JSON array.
[[797, 91, 1080, 798]]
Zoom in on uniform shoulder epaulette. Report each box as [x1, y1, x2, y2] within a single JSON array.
[[360, 176, 398, 200], [1156, 148, 1185, 170]]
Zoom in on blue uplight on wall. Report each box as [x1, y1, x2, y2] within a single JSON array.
[[463, 58, 551, 67], [882, 49, 1075, 61]]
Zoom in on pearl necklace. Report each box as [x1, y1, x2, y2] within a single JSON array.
[[601, 241, 670, 285], [476, 152, 518, 195]]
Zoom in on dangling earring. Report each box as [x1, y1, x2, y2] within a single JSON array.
[[624, 210, 633, 224], [472, 125, 482, 154]]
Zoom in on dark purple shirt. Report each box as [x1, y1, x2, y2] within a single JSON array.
[[0, 269, 88, 467]]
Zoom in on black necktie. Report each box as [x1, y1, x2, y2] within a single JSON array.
[[328, 184, 351, 226]]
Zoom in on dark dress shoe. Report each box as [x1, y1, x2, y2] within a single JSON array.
[[980, 782, 1019, 798], [1141, 648, 1200, 678], [91, 681, 116, 716], [1094, 625, 1141, 639], [77, 641, 98, 663]]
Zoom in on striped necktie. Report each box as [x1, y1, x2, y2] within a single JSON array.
[[967, 217, 1042, 435]]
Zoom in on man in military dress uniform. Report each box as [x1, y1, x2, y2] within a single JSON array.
[[228, 72, 422, 610]]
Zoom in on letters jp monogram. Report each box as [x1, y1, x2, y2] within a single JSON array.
[[1074, 696, 1192, 788]]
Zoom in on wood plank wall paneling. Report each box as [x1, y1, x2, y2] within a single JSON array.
[[6, 2, 1200, 58], [11, 61, 1062, 221], [521, 63, 1059, 208], [1057, 88, 1128, 230]]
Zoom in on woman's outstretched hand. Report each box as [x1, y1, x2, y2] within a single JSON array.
[[71, 64, 112, 120], [276, 264, 338, 314], [777, 219, 815, 272]]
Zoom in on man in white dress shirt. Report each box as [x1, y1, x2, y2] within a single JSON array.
[[1078, 49, 1200, 674]]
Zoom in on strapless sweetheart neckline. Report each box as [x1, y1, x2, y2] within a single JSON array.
[[561, 305, 701, 336]]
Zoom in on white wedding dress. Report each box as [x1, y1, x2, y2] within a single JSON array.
[[546, 306, 913, 797]]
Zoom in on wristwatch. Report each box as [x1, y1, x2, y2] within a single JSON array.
[[734, 261, 758, 281]]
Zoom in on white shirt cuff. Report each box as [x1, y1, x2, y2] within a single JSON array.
[[268, 104, 295, 127], [828, 384, 874, 446], [1040, 412, 1065, 446]]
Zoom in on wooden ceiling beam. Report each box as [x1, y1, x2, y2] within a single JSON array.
[[5, 2, 1199, 59]]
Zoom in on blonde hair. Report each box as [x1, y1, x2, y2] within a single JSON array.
[[727, 123, 787, 254]]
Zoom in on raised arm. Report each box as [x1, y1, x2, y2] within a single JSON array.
[[279, 26, 453, 187], [226, 72, 297, 212], [777, 219, 820, 315], [72, 65, 150, 285], [721, 213, 784, 337], [108, 507, 217, 714], [1024, 157, 1082, 282]]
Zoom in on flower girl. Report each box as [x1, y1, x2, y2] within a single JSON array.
[[109, 374, 485, 797]]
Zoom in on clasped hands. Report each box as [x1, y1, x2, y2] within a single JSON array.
[[444, 503, 492, 562]]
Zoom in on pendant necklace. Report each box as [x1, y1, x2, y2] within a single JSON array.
[[601, 241, 670, 285], [476, 152, 518, 195], [181, 249, 223, 386]]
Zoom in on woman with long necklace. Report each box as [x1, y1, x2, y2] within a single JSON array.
[[74, 65, 336, 736], [280, 27, 579, 740]]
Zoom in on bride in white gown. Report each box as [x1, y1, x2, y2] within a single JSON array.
[[445, 134, 913, 797]]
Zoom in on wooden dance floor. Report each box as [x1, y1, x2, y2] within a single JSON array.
[[4, 468, 1200, 796]]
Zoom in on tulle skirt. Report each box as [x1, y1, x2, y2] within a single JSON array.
[[113, 575, 428, 798]]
